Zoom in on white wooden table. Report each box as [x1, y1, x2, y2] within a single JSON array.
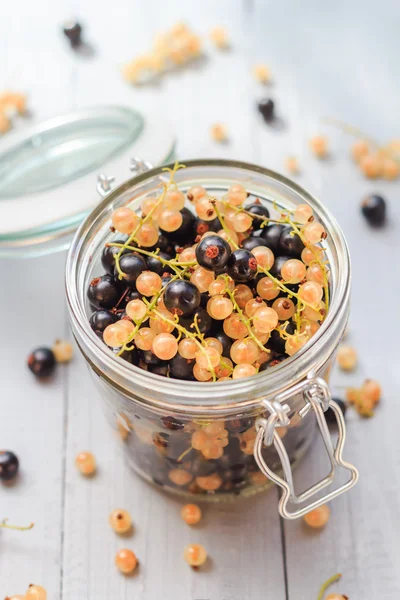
[[1, 1, 400, 598]]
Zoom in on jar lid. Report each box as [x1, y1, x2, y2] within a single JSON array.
[[0, 105, 175, 258]]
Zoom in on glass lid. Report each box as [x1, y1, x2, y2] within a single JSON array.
[[0, 105, 175, 258]]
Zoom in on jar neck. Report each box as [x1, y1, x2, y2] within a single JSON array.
[[66, 159, 350, 415]]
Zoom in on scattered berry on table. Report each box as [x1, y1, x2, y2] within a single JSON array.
[[303, 504, 330, 528], [52, 340, 73, 363], [181, 503, 202, 525], [25, 585, 47, 600], [325, 595, 348, 600], [27, 348, 56, 378], [184, 543, 208, 567], [359, 154, 382, 179], [337, 345, 357, 371], [382, 157, 399, 180], [75, 451, 96, 476], [62, 20, 82, 46], [0, 450, 19, 481], [122, 23, 202, 85], [210, 26, 229, 49], [210, 123, 228, 143], [360, 194, 386, 226], [346, 379, 381, 417], [309, 135, 328, 159], [115, 549, 138, 574], [253, 64, 271, 84], [4, 595, 25, 600], [285, 156, 300, 175], [109, 509, 132, 534], [257, 98, 274, 122], [361, 379, 381, 403], [351, 139, 370, 162]]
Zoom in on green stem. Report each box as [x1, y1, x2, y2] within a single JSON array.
[[283, 218, 330, 314], [151, 309, 217, 381], [114, 162, 185, 278], [222, 276, 268, 353], [317, 573, 342, 600], [212, 201, 239, 250], [116, 270, 186, 356], [1, 519, 34, 531]]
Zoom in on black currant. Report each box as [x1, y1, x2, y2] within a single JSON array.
[[246, 202, 270, 221], [199, 291, 209, 308], [156, 234, 175, 254], [270, 255, 292, 278], [125, 288, 143, 302], [27, 347, 56, 378], [194, 216, 221, 236], [148, 363, 169, 377], [164, 280, 201, 317], [225, 418, 253, 434], [162, 416, 185, 430], [0, 450, 19, 481], [161, 207, 195, 242], [179, 307, 212, 335], [266, 322, 295, 354], [101, 241, 128, 275], [139, 350, 166, 366], [261, 223, 285, 251], [241, 236, 269, 251], [259, 355, 286, 371], [195, 234, 231, 271], [213, 330, 233, 357], [258, 98, 274, 122], [146, 252, 174, 275], [116, 252, 147, 285], [278, 226, 305, 257], [169, 354, 195, 380], [227, 249, 258, 282], [120, 348, 140, 366], [87, 274, 121, 309], [89, 309, 117, 333], [326, 397, 347, 424], [361, 194, 386, 226], [62, 20, 82, 46]]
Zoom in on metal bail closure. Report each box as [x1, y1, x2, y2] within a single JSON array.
[[96, 173, 115, 198], [96, 157, 154, 198], [254, 373, 359, 520]]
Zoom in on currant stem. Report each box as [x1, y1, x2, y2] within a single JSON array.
[[116, 270, 187, 356], [0, 519, 34, 532], [212, 201, 239, 250], [222, 276, 268, 354], [114, 162, 186, 279], [317, 573, 342, 600], [151, 309, 217, 381]]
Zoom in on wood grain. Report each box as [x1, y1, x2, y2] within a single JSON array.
[[1, 0, 399, 597]]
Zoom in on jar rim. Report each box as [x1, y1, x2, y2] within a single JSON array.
[[66, 158, 350, 413]]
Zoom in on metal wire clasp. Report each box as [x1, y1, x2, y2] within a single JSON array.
[[254, 373, 359, 520], [96, 157, 154, 198]]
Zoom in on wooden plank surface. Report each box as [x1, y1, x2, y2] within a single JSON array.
[[1, 0, 399, 598]]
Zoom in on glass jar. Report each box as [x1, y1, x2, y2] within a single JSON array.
[[66, 159, 358, 518]]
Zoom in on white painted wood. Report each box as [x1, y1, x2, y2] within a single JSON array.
[[1, 0, 400, 597], [0, 252, 67, 597]]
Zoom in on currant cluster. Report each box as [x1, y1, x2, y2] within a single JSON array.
[[88, 164, 330, 383]]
